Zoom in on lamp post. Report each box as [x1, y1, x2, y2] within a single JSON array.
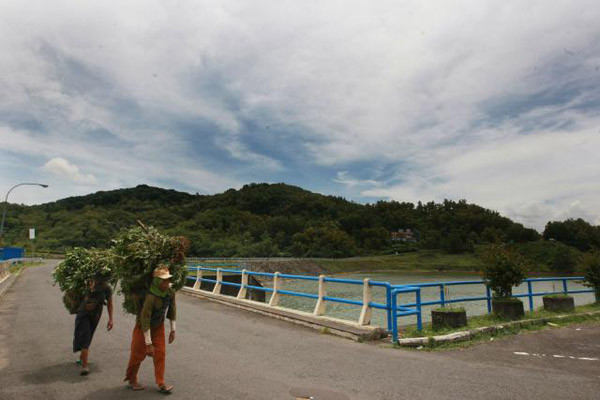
[[0, 183, 49, 246]]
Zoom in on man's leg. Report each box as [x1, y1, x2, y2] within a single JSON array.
[[80, 348, 89, 368], [125, 325, 147, 386], [151, 323, 167, 388]]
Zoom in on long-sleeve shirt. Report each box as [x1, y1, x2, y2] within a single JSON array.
[[137, 292, 176, 332]]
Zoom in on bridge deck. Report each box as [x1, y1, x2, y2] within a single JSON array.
[[1, 261, 599, 399]]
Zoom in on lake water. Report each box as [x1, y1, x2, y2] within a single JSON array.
[[259, 271, 595, 328]]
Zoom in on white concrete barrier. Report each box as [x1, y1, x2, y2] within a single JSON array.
[[183, 268, 387, 341]]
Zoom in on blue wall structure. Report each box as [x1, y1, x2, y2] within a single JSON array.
[[0, 247, 24, 260]]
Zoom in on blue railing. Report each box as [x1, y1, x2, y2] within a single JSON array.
[[390, 286, 422, 342], [389, 277, 595, 342], [185, 263, 594, 343], [186, 263, 395, 330]]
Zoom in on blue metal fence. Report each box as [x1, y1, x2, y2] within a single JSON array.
[[389, 277, 595, 342], [0, 247, 24, 261], [185, 263, 595, 343], [187, 263, 396, 330]]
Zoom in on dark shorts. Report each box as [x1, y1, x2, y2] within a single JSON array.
[[73, 308, 102, 352]]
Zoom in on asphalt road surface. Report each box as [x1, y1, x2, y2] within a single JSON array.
[[1, 261, 599, 400]]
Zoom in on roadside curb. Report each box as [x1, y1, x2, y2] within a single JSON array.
[[0, 267, 24, 300], [396, 310, 600, 347], [181, 286, 386, 342]]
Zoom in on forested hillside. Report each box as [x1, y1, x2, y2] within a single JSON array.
[[2, 183, 549, 259]]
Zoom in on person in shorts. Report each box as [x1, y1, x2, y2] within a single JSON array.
[[73, 270, 114, 375]]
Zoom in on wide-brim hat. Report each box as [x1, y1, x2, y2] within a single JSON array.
[[153, 266, 173, 280]]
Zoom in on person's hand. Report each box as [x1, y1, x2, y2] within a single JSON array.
[[168, 331, 176, 344], [146, 344, 154, 357], [107, 319, 113, 331]]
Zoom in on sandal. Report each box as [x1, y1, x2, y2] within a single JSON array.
[[158, 385, 173, 394], [80, 367, 89, 376], [127, 383, 146, 391]]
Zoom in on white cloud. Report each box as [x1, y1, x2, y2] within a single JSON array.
[[0, 0, 599, 231], [43, 157, 98, 184]]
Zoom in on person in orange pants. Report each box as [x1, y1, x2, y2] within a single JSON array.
[[124, 266, 176, 394]]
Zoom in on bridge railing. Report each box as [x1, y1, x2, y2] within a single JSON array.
[[0, 258, 42, 284], [0, 260, 11, 283], [389, 277, 594, 341], [187, 264, 394, 328], [186, 263, 595, 342]]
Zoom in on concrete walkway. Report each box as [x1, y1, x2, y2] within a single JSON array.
[[0, 261, 599, 399]]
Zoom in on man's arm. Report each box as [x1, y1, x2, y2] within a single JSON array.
[[167, 294, 176, 344], [106, 297, 114, 331], [140, 295, 155, 355]]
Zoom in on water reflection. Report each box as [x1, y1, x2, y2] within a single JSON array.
[[260, 271, 595, 328]]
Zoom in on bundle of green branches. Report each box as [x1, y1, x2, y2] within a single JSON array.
[[111, 222, 189, 314], [52, 247, 114, 314]]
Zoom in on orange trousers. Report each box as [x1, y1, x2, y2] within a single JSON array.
[[124, 323, 166, 386]]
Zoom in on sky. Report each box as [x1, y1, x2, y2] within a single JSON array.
[[1, 0, 599, 231]]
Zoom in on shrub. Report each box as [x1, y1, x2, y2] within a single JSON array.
[[580, 249, 600, 302], [551, 247, 576, 275], [482, 245, 530, 298]]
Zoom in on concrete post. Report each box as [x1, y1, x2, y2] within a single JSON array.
[[269, 272, 281, 307], [213, 268, 222, 294], [192, 267, 203, 290], [313, 275, 327, 316], [358, 278, 373, 325], [237, 269, 248, 299]]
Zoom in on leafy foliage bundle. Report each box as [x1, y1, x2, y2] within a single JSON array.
[[111, 223, 189, 314], [52, 247, 114, 313], [482, 245, 530, 298]]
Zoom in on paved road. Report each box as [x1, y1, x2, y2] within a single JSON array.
[[1, 261, 599, 400]]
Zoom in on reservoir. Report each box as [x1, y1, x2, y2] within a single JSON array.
[[267, 271, 595, 328]]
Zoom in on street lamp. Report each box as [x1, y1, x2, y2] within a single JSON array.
[[0, 183, 49, 245]]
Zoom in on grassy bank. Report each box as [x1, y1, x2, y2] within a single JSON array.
[[313, 250, 486, 274], [397, 302, 600, 350]]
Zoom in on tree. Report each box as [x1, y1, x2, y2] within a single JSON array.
[[442, 230, 469, 254], [544, 218, 600, 251], [551, 248, 576, 275], [580, 250, 600, 303], [482, 245, 530, 298]]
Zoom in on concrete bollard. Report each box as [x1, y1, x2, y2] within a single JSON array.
[[213, 268, 223, 295], [269, 272, 281, 307], [313, 275, 327, 316], [237, 269, 248, 299], [358, 278, 372, 325], [192, 267, 203, 290]]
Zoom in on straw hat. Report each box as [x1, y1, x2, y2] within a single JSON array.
[[153, 266, 172, 280]]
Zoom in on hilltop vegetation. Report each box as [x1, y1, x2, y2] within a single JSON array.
[[2, 183, 598, 272]]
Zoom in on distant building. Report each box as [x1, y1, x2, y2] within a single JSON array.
[[391, 229, 418, 243]]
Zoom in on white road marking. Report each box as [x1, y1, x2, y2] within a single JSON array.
[[514, 352, 598, 361]]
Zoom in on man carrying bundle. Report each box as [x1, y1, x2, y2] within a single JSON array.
[[73, 271, 114, 376], [124, 266, 177, 394]]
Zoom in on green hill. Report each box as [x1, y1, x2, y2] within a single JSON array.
[[0, 182, 548, 260]]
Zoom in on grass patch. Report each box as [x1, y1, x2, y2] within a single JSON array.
[[314, 250, 486, 274], [7, 261, 43, 274], [433, 306, 466, 313], [492, 297, 523, 303], [544, 293, 572, 298], [400, 302, 600, 340]]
